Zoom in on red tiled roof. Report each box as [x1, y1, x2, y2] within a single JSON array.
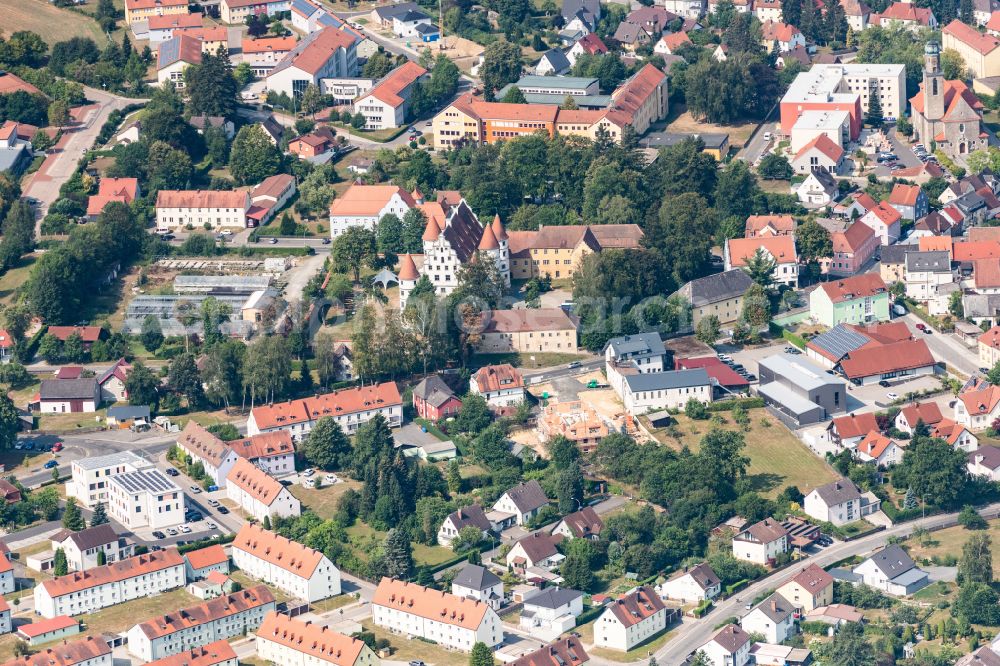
[[607, 586, 666, 627], [242, 36, 297, 53], [899, 401, 943, 427], [184, 544, 228, 571], [795, 134, 844, 163], [373, 578, 491, 630], [234, 523, 327, 578], [126, 0, 187, 9], [398, 253, 420, 280], [16, 616, 77, 639], [989, 10, 1000, 31], [762, 20, 802, 42], [745, 214, 795, 236], [47, 326, 103, 343], [0, 72, 42, 96], [943, 18, 1000, 54], [156, 190, 249, 210], [249, 382, 401, 431], [831, 221, 875, 254], [818, 273, 887, 303], [41, 549, 183, 598], [472, 363, 524, 393], [227, 458, 287, 507], [832, 412, 878, 439], [857, 431, 897, 458], [288, 27, 356, 76], [135, 587, 274, 640], [606, 64, 667, 127], [975, 259, 1000, 289], [981, 325, 1000, 350], [229, 431, 294, 461], [148, 13, 202, 30], [363, 61, 427, 108], [257, 612, 370, 666], [482, 308, 578, 334], [575, 33, 608, 54], [727, 236, 797, 267], [961, 384, 1000, 416], [839, 339, 936, 379], [658, 32, 691, 51], [145, 640, 236, 666], [2, 636, 110, 666], [867, 201, 903, 226], [889, 183, 922, 207], [876, 1, 934, 23], [955, 240, 1000, 262], [675, 356, 749, 387], [910, 78, 983, 121], [329, 184, 416, 217]]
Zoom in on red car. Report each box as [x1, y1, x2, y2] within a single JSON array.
[[915, 323, 927, 331], [52, 442, 63, 452]]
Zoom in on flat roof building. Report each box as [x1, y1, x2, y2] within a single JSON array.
[[757, 354, 847, 426]]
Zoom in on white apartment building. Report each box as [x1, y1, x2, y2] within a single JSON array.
[[732, 519, 790, 566], [155, 190, 251, 232], [241, 36, 297, 77], [228, 432, 296, 478], [741, 593, 796, 645], [328, 184, 416, 237], [127, 586, 276, 661], [225, 458, 301, 522], [657, 562, 721, 604], [594, 586, 670, 651], [145, 641, 237, 666], [256, 611, 380, 666], [67, 451, 153, 509], [803, 478, 881, 526], [176, 421, 240, 487], [617, 369, 713, 415], [184, 545, 230, 581], [905, 251, 955, 304], [15, 636, 112, 666], [107, 469, 185, 531], [246, 382, 402, 441], [603, 333, 667, 384], [372, 578, 503, 652], [34, 549, 186, 618], [266, 26, 358, 99], [50, 524, 134, 572], [789, 109, 851, 153], [0, 554, 13, 595], [232, 523, 341, 602], [519, 587, 584, 641], [354, 62, 427, 130], [320, 77, 376, 102]]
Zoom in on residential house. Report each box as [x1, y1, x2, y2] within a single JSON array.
[[225, 458, 301, 523], [535, 49, 571, 76], [904, 250, 954, 305], [895, 401, 943, 433], [657, 562, 721, 603], [803, 603, 865, 626], [266, 27, 358, 99], [188, 116, 235, 140], [871, 1, 937, 28], [822, 220, 879, 276], [475, 308, 579, 355], [860, 201, 903, 245], [107, 469, 184, 531], [980, 325, 1000, 366], [97, 358, 132, 404], [184, 545, 230, 581], [157, 34, 202, 88], [49, 525, 133, 572], [67, 451, 152, 509], [506, 533, 565, 571], [732, 518, 789, 566], [0, 636, 112, 666], [220, 0, 289, 24], [955, 383, 1000, 431], [613, 21, 654, 52], [654, 32, 691, 55], [854, 431, 904, 466], [0, 555, 14, 595], [695, 624, 751, 666], [412, 375, 462, 421], [795, 168, 839, 206], [931, 418, 980, 451], [227, 431, 295, 478], [615, 369, 713, 415], [942, 19, 1000, 79], [16, 616, 81, 647], [493, 480, 549, 526], [507, 638, 589, 666], [241, 36, 298, 77], [144, 641, 238, 666], [676, 269, 755, 326], [756, 0, 784, 21], [604, 332, 667, 380], [372, 578, 503, 651], [593, 587, 670, 652], [370, 2, 422, 27], [520, 587, 585, 640], [969, 446, 1000, 480], [809, 274, 889, 327], [741, 593, 796, 644], [745, 214, 796, 238], [287, 126, 337, 158], [507, 224, 636, 281], [246, 382, 402, 440], [328, 184, 415, 237], [392, 9, 434, 37], [37, 379, 100, 414], [803, 478, 881, 526], [155, 190, 251, 232], [354, 62, 428, 130], [87, 178, 139, 221], [452, 564, 503, 611], [0, 122, 34, 175], [792, 134, 845, 175], [761, 20, 805, 52], [232, 523, 341, 602], [566, 33, 608, 65], [776, 564, 834, 611], [125, 0, 189, 24], [725, 236, 799, 287], [33, 549, 185, 618], [126, 586, 276, 662], [437, 505, 493, 547], [552, 506, 603, 541], [852, 544, 929, 595], [176, 421, 240, 487], [888, 183, 930, 221], [469, 364, 525, 410], [255, 612, 378, 666]]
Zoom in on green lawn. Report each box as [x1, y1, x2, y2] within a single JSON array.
[[647, 409, 839, 497], [471, 352, 587, 370], [904, 519, 1000, 576], [361, 620, 466, 666], [344, 521, 454, 567], [78, 588, 199, 635], [289, 479, 362, 520]]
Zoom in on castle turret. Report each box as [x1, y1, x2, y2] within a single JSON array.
[[398, 253, 420, 309], [411, 187, 425, 205], [422, 215, 441, 249], [490, 214, 510, 287]]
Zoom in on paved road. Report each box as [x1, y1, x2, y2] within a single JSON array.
[[737, 121, 776, 166], [899, 312, 981, 377], [23, 87, 144, 236], [641, 502, 1000, 665], [522, 359, 603, 384], [14, 431, 175, 488]]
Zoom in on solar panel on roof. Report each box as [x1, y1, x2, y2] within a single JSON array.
[[808, 325, 871, 360]]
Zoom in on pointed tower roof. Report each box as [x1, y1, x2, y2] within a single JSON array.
[[412, 187, 425, 203], [491, 214, 508, 241], [398, 254, 419, 281], [422, 216, 440, 241], [479, 224, 500, 251]]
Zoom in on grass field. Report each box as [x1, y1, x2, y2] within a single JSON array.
[[344, 521, 455, 567], [648, 409, 839, 497], [904, 519, 1000, 576], [78, 588, 198, 635], [471, 352, 586, 369], [0, 256, 35, 307], [3, 2, 107, 45], [666, 105, 758, 148], [360, 620, 466, 666], [289, 479, 362, 520]]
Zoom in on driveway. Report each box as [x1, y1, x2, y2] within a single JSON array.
[[393, 422, 443, 449], [737, 121, 776, 165]]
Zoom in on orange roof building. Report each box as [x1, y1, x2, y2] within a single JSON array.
[[943, 19, 1000, 79], [355, 61, 428, 130], [183, 544, 230, 578], [725, 236, 799, 286], [265, 26, 357, 98], [155, 189, 251, 232], [125, 0, 188, 24], [855, 431, 903, 466], [225, 458, 301, 522], [594, 586, 670, 651], [247, 381, 402, 439], [372, 578, 502, 651], [256, 611, 376, 666], [0, 71, 43, 97], [1, 636, 111, 666], [329, 184, 416, 235], [176, 421, 240, 486], [745, 215, 796, 238], [232, 524, 340, 602], [838, 338, 936, 384], [228, 431, 296, 476], [127, 588, 275, 661], [470, 364, 525, 409], [143, 641, 237, 666], [34, 549, 186, 618]]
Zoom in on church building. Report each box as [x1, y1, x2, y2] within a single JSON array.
[[910, 40, 987, 158]]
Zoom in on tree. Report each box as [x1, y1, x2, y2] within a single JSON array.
[[696, 315, 721, 345], [960, 533, 993, 585], [741, 283, 772, 328], [548, 435, 580, 470], [942, 47, 968, 81], [402, 208, 428, 254], [454, 394, 492, 433], [351, 112, 367, 129], [97, 550, 106, 566], [479, 40, 523, 99], [470, 642, 495, 666], [500, 86, 527, 103], [956, 582, 1000, 625], [758, 153, 793, 180], [561, 94, 579, 110], [47, 100, 70, 128], [185, 51, 238, 119], [229, 124, 283, 185], [447, 459, 462, 495], [62, 498, 85, 531], [865, 85, 883, 128], [140, 314, 164, 352], [362, 50, 396, 79], [300, 84, 323, 117], [125, 361, 160, 408], [699, 428, 749, 487], [332, 226, 378, 282], [377, 213, 404, 256], [382, 528, 414, 579], [90, 501, 109, 527], [0, 394, 20, 452], [827, 621, 874, 666], [893, 435, 969, 508], [796, 219, 833, 263], [561, 539, 594, 590], [53, 548, 68, 576], [303, 417, 352, 470], [742, 249, 778, 288], [168, 353, 204, 409], [685, 398, 709, 420], [950, 290, 965, 319]]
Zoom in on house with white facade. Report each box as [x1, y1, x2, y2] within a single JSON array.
[[144, 641, 237, 666], [438, 505, 493, 547], [955, 384, 1000, 432], [353, 62, 427, 130], [67, 451, 153, 509], [155, 190, 251, 232], [851, 544, 929, 595], [246, 382, 402, 440], [732, 518, 789, 566], [372, 578, 503, 652], [225, 458, 301, 522], [520, 587, 584, 641], [725, 236, 799, 287], [803, 478, 881, 526], [176, 421, 240, 487], [507, 638, 589, 666], [741, 593, 796, 644], [266, 26, 358, 98], [328, 184, 415, 237], [183, 545, 230, 581], [0, 555, 13, 595], [616, 369, 713, 415], [10, 636, 112, 666], [469, 364, 525, 410], [969, 446, 1000, 481], [904, 251, 954, 305], [657, 562, 721, 604], [603, 333, 667, 376], [107, 469, 185, 531], [795, 168, 839, 206], [34, 549, 186, 618], [227, 431, 295, 478], [776, 564, 834, 612], [695, 624, 751, 666], [452, 564, 503, 611], [593, 586, 670, 652], [552, 506, 603, 541], [860, 201, 903, 245], [256, 611, 379, 666], [506, 533, 565, 571], [127, 586, 276, 662], [50, 525, 134, 572], [854, 431, 905, 467], [492, 480, 549, 526], [232, 523, 341, 602]]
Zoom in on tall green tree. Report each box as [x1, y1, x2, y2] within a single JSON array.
[[332, 227, 378, 282], [168, 353, 204, 409], [865, 85, 883, 128], [90, 501, 109, 527], [960, 533, 993, 585], [382, 528, 414, 579], [893, 435, 969, 508], [140, 315, 164, 352], [0, 394, 21, 451], [479, 40, 523, 99], [303, 417, 352, 471], [184, 51, 238, 118], [741, 283, 772, 328], [796, 219, 832, 263], [470, 642, 495, 666], [53, 548, 68, 576], [125, 361, 159, 407], [742, 249, 778, 288], [827, 621, 874, 666], [62, 498, 85, 531], [229, 125, 283, 185]]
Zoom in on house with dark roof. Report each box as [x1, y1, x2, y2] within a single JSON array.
[[803, 478, 881, 526], [411, 375, 462, 421], [593, 586, 673, 651], [657, 562, 721, 603], [37, 378, 101, 414], [452, 564, 503, 610], [493, 480, 549, 526], [676, 269, 755, 327], [697, 624, 751, 666], [732, 518, 789, 566], [50, 524, 134, 572], [438, 505, 493, 547], [852, 544, 928, 595], [535, 49, 571, 76], [520, 587, 585, 640], [617, 368, 713, 415], [969, 446, 1000, 481], [506, 533, 565, 571], [507, 637, 589, 666], [552, 506, 603, 541], [741, 592, 796, 644], [795, 167, 839, 207]]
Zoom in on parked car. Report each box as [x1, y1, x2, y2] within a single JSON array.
[[189, 486, 202, 494], [43, 460, 58, 469], [166, 528, 178, 536], [887, 392, 899, 400], [207, 499, 220, 507], [52, 442, 63, 452], [207, 485, 219, 492], [915, 323, 927, 331], [206, 521, 218, 530], [165, 468, 180, 476], [303, 468, 315, 477], [878, 380, 891, 387], [152, 531, 166, 539], [567, 361, 581, 369], [217, 506, 229, 514], [981, 367, 990, 374], [180, 525, 192, 534]]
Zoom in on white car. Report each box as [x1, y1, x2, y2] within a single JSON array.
[[166, 528, 178, 536], [886, 392, 899, 401], [206, 521, 217, 530], [303, 468, 315, 477], [324, 474, 339, 485], [763, 132, 772, 141], [180, 525, 192, 534]]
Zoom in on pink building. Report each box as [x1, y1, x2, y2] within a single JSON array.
[[822, 220, 878, 276]]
